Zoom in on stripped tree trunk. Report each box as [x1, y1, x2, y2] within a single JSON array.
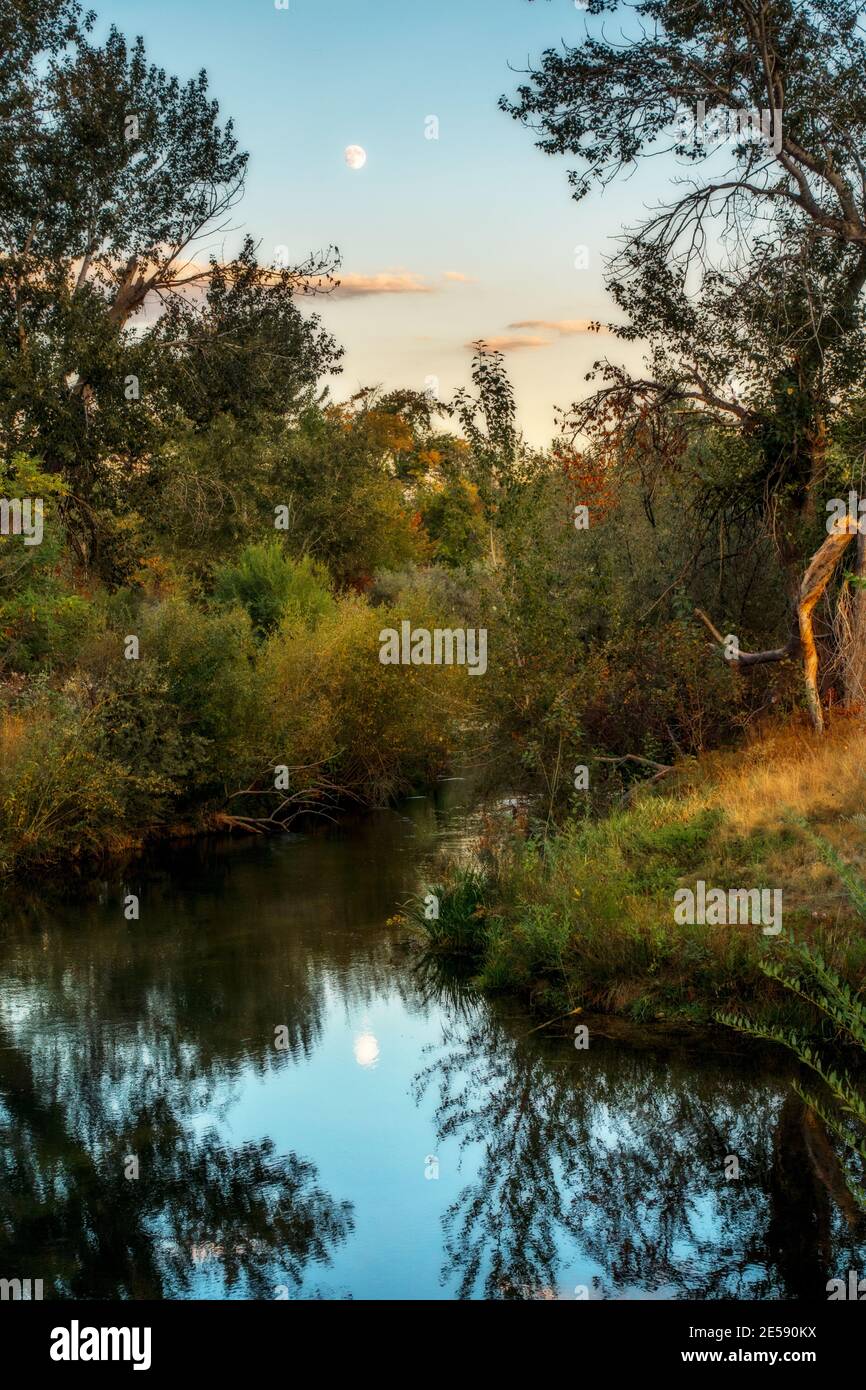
[[696, 516, 861, 734], [798, 517, 859, 732]]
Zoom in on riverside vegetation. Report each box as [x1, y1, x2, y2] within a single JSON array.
[[409, 722, 866, 1024], [3, 0, 866, 1066]]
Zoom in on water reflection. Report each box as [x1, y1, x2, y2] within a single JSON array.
[[413, 1002, 866, 1299], [0, 790, 863, 1299], [0, 1008, 354, 1298]]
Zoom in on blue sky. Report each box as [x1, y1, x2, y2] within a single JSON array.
[[95, 0, 656, 443]]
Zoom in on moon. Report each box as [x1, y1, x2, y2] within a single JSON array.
[[353, 1030, 379, 1068], [344, 144, 367, 170]]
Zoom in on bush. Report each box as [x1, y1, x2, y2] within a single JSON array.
[[0, 699, 127, 873], [213, 543, 335, 637], [407, 867, 492, 955], [0, 586, 95, 672], [142, 597, 259, 773], [0, 455, 95, 674], [87, 657, 210, 822], [260, 594, 472, 802], [479, 904, 571, 992], [415, 478, 487, 568]]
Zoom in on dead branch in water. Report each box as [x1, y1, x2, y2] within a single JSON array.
[[221, 762, 364, 832]]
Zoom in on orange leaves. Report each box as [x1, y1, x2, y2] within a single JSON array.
[[554, 443, 617, 522]]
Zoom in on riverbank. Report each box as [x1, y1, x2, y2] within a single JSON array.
[[411, 718, 866, 1027], [0, 568, 475, 880], [4, 789, 858, 1300]]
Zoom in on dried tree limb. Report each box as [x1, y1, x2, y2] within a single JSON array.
[[591, 754, 675, 801], [694, 607, 801, 666], [591, 753, 672, 773], [798, 517, 860, 732], [695, 516, 863, 733]]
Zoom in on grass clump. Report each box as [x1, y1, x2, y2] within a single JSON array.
[[406, 867, 492, 956], [413, 720, 866, 1024]]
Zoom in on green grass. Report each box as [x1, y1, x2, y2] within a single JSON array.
[[410, 746, 866, 1025], [405, 867, 492, 955]]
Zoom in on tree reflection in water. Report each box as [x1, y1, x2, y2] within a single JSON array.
[[0, 837, 375, 1300], [0, 1013, 354, 1298], [413, 997, 866, 1300], [3, 804, 865, 1302]]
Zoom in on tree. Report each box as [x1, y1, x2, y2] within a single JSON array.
[[268, 396, 433, 588], [451, 345, 531, 565], [503, 0, 866, 727], [150, 237, 342, 432], [0, 4, 339, 574]]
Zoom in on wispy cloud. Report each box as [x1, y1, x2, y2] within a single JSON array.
[[465, 319, 608, 354], [469, 335, 551, 352], [443, 270, 474, 283], [133, 265, 437, 323], [327, 270, 435, 298], [507, 318, 607, 335]]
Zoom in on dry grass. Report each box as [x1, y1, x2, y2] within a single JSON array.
[[0, 709, 28, 771], [459, 715, 866, 1021], [666, 715, 866, 923], [696, 717, 866, 837]]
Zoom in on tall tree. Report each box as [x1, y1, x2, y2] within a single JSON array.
[[0, 3, 340, 573], [503, 0, 866, 726]]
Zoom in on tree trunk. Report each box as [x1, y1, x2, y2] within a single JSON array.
[[697, 515, 860, 733], [842, 529, 866, 708], [798, 516, 859, 732]]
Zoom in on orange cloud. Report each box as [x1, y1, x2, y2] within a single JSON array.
[[508, 318, 608, 335], [469, 335, 551, 352], [443, 270, 474, 282], [124, 261, 440, 325], [326, 270, 435, 298]]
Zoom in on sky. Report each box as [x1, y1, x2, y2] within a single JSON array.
[[93, 0, 658, 444]]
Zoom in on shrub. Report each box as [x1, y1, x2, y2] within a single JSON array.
[[407, 867, 492, 955], [88, 657, 210, 821], [142, 597, 259, 773], [260, 594, 471, 802], [0, 454, 94, 674], [0, 699, 127, 873], [415, 478, 487, 568], [479, 904, 572, 992], [213, 543, 334, 637], [0, 587, 95, 672]]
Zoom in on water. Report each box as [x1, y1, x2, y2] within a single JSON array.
[[1, 786, 864, 1300]]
